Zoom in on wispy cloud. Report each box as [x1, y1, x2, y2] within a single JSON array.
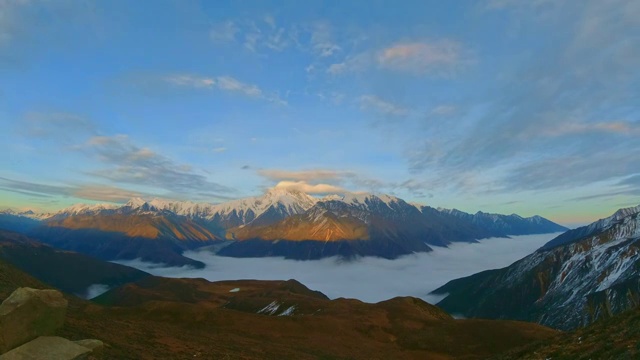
[[541, 121, 640, 137], [210, 16, 295, 53], [164, 74, 216, 88], [83, 134, 234, 200], [406, 0, 640, 195], [209, 20, 238, 43], [258, 169, 352, 183], [309, 22, 341, 57], [378, 41, 467, 75], [359, 95, 409, 116], [273, 180, 346, 195], [328, 40, 470, 76], [0, 176, 147, 203], [215, 76, 262, 97], [164, 74, 286, 105]]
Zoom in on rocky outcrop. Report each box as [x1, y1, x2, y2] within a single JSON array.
[[0, 337, 91, 360], [0, 287, 67, 353], [0, 288, 102, 359]]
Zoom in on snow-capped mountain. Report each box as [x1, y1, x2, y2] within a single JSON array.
[[432, 204, 640, 330], [208, 187, 318, 228], [0, 188, 568, 263], [0, 209, 52, 220], [51, 203, 119, 218], [217, 192, 566, 259], [440, 208, 567, 235]]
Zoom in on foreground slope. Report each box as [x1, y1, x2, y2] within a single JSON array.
[[62, 277, 557, 360], [433, 205, 640, 330], [0, 240, 557, 359], [494, 305, 640, 360], [0, 230, 150, 297]]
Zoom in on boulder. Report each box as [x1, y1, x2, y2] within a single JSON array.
[[74, 339, 103, 355], [0, 336, 91, 360], [0, 288, 67, 354]]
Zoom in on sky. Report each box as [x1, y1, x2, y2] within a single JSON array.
[[0, 0, 639, 225], [115, 233, 559, 304]]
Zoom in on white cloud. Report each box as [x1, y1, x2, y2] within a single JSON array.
[[216, 76, 262, 97], [258, 169, 351, 183], [378, 41, 466, 75], [274, 180, 346, 195], [327, 40, 469, 76], [164, 74, 215, 88], [117, 233, 559, 304], [543, 121, 640, 137], [164, 74, 286, 105], [359, 95, 409, 116], [326, 52, 372, 75]]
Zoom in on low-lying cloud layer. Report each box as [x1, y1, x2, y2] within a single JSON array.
[[118, 233, 558, 304]]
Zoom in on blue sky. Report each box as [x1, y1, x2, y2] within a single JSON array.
[[1, 0, 639, 225]]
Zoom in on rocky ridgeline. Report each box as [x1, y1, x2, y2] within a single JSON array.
[[0, 287, 103, 359]]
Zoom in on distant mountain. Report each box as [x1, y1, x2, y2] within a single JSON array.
[[0, 212, 42, 234], [0, 230, 149, 297], [0, 188, 567, 263], [439, 208, 568, 236], [30, 212, 220, 268], [432, 204, 640, 330]]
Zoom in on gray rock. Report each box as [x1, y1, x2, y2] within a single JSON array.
[[0, 336, 90, 360], [73, 339, 103, 354], [0, 288, 68, 354]]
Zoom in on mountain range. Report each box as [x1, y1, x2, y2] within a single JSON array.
[[432, 204, 640, 330], [0, 188, 567, 266]]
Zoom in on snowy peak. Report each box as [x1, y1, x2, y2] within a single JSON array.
[[124, 197, 147, 208], [0, 208, 51, 220], [211, 187, 317, 220], [441, 208, 567, 236], [54, 203, 118, 217]]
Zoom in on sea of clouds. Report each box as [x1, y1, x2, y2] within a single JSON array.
[[116, 233, 560, 304]]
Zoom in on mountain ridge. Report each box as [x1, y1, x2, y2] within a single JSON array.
[[432, 203, 640, 330], [1, 188, 568, 263]]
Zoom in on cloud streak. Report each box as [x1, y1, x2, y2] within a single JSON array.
[[0, 177, 147, 203], [406, 0, 640, 196], [164, 74, 286, 105], [84, 135, 235, 200], [328, 40, 470, 76], [359, 95, 409, 116]]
